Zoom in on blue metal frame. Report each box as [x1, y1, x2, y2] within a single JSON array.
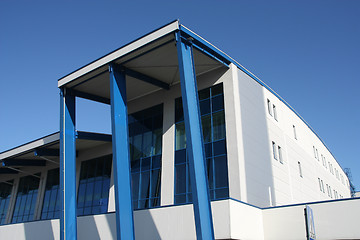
[[176, 31, 215, 240], [122, 67, 170, 90], [59, 88, 77, 240], [109, 63, 135, 240]]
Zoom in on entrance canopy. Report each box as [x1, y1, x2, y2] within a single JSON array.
[[58, 20, 232, 103]]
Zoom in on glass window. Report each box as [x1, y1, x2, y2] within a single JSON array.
[[267, 99, 272, 116], [12, 175, 40, 223], [278, 146, 283, 164], [0, 181, 13, 225], [129, 104, 163, 210], [293, 125, 297, 140], [272, 141, 278, 160], [298, 161, 302, 177], [318, 178, 322, 192], [174, 83, 229, 204], [77, 155, 112, 216], [273, 104, 278, 121], [41, 168, 61, 220]]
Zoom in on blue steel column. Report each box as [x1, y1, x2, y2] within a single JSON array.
[[59, 88, 77, 240], [176, 32, 215, 240], [109, 63, 135, 240]]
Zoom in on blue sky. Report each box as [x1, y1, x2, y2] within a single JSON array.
[[1, 1, 359, 190]]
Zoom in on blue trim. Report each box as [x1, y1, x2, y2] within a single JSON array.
[[109, 63, 135, 240], [176, 31, 215, 240], [1, 159, 46, 166], [122, 66, 170, 90], [59, 88, 77, 240], [179, 25, 345, 174], [69, 89, 110, 105]]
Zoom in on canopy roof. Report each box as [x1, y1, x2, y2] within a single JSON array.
[[0, 131, 111, 179], [57, 20, 232, 103]]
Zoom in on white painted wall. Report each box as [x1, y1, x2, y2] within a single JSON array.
[[232, 66, 351, 207], [0, 200, 231, 240], [262, 198, 360, 240]]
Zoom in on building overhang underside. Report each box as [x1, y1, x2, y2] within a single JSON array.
[[57, 20, 230, 103]]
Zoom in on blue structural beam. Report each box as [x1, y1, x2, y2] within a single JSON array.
[[60, 88, 77, 240], [176, 32, 215, 240], [122, 67, 170, 90], [109, 63, 135, 240], [69, 89, 111, 105]]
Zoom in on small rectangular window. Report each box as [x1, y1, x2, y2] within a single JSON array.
[[326, 184, 329, 196], [318, 178, 322, 191], [316, 149, 319, 160], [321, 180, 325, 193], [278, 146, 283, 163], [329, 186, 332, 198], [272, 141, 278, 160], [273, 104, 278, 121], [313, 146, 317, 159], [267, 99, 272, 116], [293, 125, 297, 140], [298, 161, 302, 177]]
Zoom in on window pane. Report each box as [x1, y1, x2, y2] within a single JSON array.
[[77, 155, 112, 216], [12, 175, 40, 223], [174, 83, 229, 203], [202, 115, 212, 143], [0, 182, 13, 225], [213, 111, 226, 141]]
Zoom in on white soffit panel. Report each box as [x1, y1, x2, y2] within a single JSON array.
[[58, 20, 180, 88]]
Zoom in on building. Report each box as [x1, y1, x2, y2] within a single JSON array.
[[0, 20, 358, 240]]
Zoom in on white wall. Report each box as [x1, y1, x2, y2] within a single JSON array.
[[0, 200, 231, 240], [262, 198, 360, 240], [232, 66, 351, 208]]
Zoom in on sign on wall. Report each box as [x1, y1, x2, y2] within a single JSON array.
[[305, 205, 316, 240]]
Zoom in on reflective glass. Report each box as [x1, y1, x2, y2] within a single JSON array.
[[12, 175, 40, 223], [129, 104, 163, 209], [41, 168, 61, 220], [0, 181, 13, 225], [174, 83, 229, 204], [77, 155, 112, 216]]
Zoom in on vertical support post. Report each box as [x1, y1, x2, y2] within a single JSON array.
[[60, 88, 77, 240], [109, 63, 135, 240], [176, 31, 215, 240]]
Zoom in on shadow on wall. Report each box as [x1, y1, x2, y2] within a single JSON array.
[[238, 69, 276, 207], [77, 210, 161, 240], [23, 218, 57, 240]]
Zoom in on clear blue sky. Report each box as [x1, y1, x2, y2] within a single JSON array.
[[1, 1, 359, 190]]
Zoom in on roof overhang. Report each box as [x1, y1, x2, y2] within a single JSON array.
[[0, 131, 111, 176], [57, 20, 232, 103]]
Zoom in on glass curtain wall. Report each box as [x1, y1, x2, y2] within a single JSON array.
[[41, 168, 61, 220], [129, 104, 163, 210], [77, 155, 112, 216], [174, 83, 229, 204], [0, 181, 13, 224], [12, 175, 40, 223]]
